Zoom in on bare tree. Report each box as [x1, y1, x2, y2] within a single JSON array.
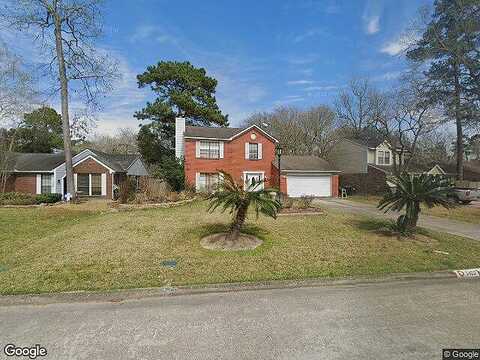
[[243, 105, 338, 157], [335, 78, 377, 134], [371, 75, 441, 174], [2, 0, 118, 200], [0, 42, 37, 192], [77, 128, 139, 154]]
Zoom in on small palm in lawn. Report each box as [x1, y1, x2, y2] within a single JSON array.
[[207, 171, 282, 242], [378, 173, 455, 233]]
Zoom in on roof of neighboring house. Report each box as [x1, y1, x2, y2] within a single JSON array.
[[4, 149, 142, 173], [184, 124, 278, 142], [273, 155, 339, 172], [87, 150, 140, 172], [4, 152, 66, 172]]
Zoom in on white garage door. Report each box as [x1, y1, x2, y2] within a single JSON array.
[[286, 175, 331, 197]]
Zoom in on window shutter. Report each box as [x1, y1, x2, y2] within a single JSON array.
[[101, 173, 107, 196], [258, 143, 263, 160], [219, 142, 224, 158], [36, 174, 41, 194], [196, 141, 201, 158], [245, 142, 250, 159], [195, 172, 200, 191]]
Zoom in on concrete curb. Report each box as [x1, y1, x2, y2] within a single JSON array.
[[0, 270, 469, 307]]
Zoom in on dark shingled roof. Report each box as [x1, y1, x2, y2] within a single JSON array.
[[274, 155, 338, 172], [4, 149, 140, 173], [88, 150, 139, 172], [5, 152, 66, 171], [184, 126, 244, 139]]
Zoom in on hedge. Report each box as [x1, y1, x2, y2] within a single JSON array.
[[0, 192, 62, 205]]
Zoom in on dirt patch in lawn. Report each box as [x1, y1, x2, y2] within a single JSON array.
[[200, 232, 263, 251]]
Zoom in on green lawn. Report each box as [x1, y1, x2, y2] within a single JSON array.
[[0, 200, 479, 295], [349, 195, 480, 224]]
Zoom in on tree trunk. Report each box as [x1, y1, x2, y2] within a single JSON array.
[[408, 201, 420, 229], [53, 8, 75, 200], [454, 62, 464, 181], [226, 202, 248, 242]]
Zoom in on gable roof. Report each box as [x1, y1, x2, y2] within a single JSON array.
[[4, 152, 66, 172], [273, 155, 339, 172], [4, 149, 142, 173], [184, 124, 278, 142]]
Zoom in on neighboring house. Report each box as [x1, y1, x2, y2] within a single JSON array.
[[329, 138, 408, 194], [2, 149, 148, 199], [410, 161, 480, 182], [175, 118, 340, 197]]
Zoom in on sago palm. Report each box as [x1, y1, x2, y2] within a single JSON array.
[[378, 173, 454, 232], [207, 171, 282, 242]]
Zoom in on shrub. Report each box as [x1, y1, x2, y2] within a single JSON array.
[[297, 195, 314, 209], [0, 192, 61, 205], [282, 196, 294, 209], [118, 178, 136, 204], [0, 192, 36, 205], [35, 193, 62, 204]]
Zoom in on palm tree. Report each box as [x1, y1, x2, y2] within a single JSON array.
[[208, 171, 282, 242], [378, 173, 454, 232]]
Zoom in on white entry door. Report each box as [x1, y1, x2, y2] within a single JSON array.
[[286, 175, 331, 197], [244, 172, 264, 191]]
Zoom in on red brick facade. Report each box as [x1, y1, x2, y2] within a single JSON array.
[[184, 128, 278, 189], [14, 174, 36, 194], [73, 158, 113, 198]]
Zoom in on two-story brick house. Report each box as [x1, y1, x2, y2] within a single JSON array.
[[175, 118, 340, 197]]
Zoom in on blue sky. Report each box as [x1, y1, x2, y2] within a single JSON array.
[[5, 0, 433, 134]]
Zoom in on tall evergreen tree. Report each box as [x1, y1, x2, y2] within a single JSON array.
[[135, 61, 229, 158], [407, 0, 480, 180]]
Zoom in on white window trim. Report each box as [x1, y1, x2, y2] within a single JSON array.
[[197, 140, 222, 159], [377, 149, 392, 166], [73, 155, 115, 174], [243, 171, 265, 191]]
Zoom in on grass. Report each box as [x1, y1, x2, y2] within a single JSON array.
[[349, 195, 480, 224], [1, 200, 479, 295]]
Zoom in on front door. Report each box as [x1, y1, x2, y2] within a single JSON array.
[[244, 172, 264, 191]]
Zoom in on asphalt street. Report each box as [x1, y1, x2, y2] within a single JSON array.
[[1, 278, 479, 359]]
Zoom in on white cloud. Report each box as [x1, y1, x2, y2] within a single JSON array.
[[372, 71, 401, 81], [128, 25, 180, 46], [274, 95, 305, 105], [287, 80, 315, 85], [365, 16, 380, 34], [303, 85, 342, 92], [292, 28, 327, 43], [381, 33, 419, 56]]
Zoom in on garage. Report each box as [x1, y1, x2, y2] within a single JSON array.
[[286, 174, 332, 197], [275, 155, 340, 198]]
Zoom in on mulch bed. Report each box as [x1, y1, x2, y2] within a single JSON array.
[[200, 232, 263, 251]]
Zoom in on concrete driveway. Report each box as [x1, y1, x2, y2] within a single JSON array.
[[315, 198, 480, 241], [0, 278, 479, 360]]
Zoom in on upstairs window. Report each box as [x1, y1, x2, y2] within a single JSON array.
[[199, 141, 220, 159], [249, 143, 259, 160], [377, 150, 391, 165], [41, 174, 53, 194]]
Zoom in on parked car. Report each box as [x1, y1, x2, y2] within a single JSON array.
[[450, 187, 480, 204]]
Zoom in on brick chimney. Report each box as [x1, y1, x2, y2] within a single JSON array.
[[175, 117, 185, 159]]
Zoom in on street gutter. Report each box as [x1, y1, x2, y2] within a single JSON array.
[[1, 270, 476, 307]]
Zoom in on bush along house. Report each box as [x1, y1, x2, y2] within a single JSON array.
[[2, 149, 148, 199], [175, 117, 340, 197]]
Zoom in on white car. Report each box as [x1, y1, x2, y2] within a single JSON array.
[[451, 187, 480, 205]]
